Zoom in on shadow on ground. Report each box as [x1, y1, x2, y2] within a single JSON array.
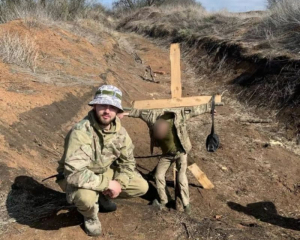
[[6, 175, 156, 231], [6, 176, 82, 230], [228, 201, 300, 231]]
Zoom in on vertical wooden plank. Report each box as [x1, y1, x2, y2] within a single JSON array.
[[170, 43, 182, 99]]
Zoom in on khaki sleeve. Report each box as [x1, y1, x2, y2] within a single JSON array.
[[184, 103, 211, 120], [128, 108, 154, 124], [114, 131, 136, 189], [64, 129, 109, 191], [128, 108, 142, 118]]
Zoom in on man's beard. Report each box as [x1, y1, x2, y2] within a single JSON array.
[[97, 113, 116, 126]]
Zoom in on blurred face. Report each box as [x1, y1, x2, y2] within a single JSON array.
[[153, 119, 169, 140], [94, 104, 119, 127]]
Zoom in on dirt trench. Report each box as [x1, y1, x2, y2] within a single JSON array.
[[0, 21, 300, 240]]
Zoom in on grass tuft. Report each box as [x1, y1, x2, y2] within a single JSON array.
[[0, 31, 39, 72]]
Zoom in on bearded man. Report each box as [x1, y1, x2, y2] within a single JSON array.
[[56, 85, 148, 236]]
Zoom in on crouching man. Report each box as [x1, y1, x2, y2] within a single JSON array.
[[56, 85, 149, 236]]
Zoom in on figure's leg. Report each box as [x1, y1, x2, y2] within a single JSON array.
[[176, 154, 190, 214], [118, 171, 149, 198], [154, 157, 173, 205], [72, 188, 99, 217]]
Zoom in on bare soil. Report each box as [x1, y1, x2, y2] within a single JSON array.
[[0, 20, 299, 240]]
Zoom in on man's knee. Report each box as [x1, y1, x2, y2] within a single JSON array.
[[138, 178, 149, 196], [73, 189, 98, 209], [121, 174, 149, 198], [130, 177, 149, 197]]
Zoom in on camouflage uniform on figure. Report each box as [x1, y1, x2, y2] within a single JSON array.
[[57, 85, 148, 236], [129, 104, 211, 214]]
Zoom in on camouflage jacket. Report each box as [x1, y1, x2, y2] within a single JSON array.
[[129, 103, 211, 154], [58, 110, 136, 191]]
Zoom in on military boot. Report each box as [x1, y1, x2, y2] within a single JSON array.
[[98, 193, 117, 212], [152, 199, 167, 211], [84, 204, 102, 236]]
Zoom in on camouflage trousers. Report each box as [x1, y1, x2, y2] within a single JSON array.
[[155, 153, 189, 206], [59, 167, 148, 218]]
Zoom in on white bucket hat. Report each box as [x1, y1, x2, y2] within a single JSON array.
[[88, 85, 123, 112]]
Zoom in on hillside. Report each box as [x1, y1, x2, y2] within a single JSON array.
[[118, 4, 300, 141], [0, 3, 299, 240]]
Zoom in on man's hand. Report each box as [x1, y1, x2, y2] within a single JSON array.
[[103, 180, 122, 198], [117, 112, 129, 119]]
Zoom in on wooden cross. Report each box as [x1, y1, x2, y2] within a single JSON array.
[[132, 43, 222, 110], [131, 44, 218, 190]]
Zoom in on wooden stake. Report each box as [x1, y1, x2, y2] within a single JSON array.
[[170, 43, 182, 99], [188, 163, 214, 189]]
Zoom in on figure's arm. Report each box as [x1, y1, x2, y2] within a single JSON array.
[[64, 129, 110, 191], [128, 108, 161, 155], [128, 108, 149, 120], [113, 131, 136, 189], [184, 103, 211, 120], [128, 108, 142, 118]]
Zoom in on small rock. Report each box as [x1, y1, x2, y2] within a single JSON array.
[[221, 166, 228, 171], [214, 215, 222, 220], [269, 140, 284, 147]]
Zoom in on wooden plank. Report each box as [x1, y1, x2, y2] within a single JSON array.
[[132, 95, 222, 109], [173, 165, 178, 201], [188, 163, 214, 189], [170, 43, 182, 99]]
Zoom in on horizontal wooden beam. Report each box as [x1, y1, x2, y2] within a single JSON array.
[[132, 95, 222, 110]]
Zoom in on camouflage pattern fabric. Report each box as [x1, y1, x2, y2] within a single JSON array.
[[128, 104, 211, 154], [60, 110, 136, 200]]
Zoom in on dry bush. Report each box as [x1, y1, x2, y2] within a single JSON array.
[[264, 0, 300, 53], [0, 31, 39, 71], [0, 1, 51, 24], [0, 0, 108, 24], [113, 0, 201, 11], [267, 0, 283, 9], [0, 0, 114, 50], [242, 0, 300, 54]]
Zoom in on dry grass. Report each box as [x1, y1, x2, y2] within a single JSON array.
[[0, 1, 116, 71], [0, 31, 39, 72], [0, 0, 107, 24], [118, 1, 300, 137], [61, 17, 118, 45], [260, 0, 300, 53], [118, 5, 265, 43], [118, 0, 300, 57], [0, 3, 52, 25]]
